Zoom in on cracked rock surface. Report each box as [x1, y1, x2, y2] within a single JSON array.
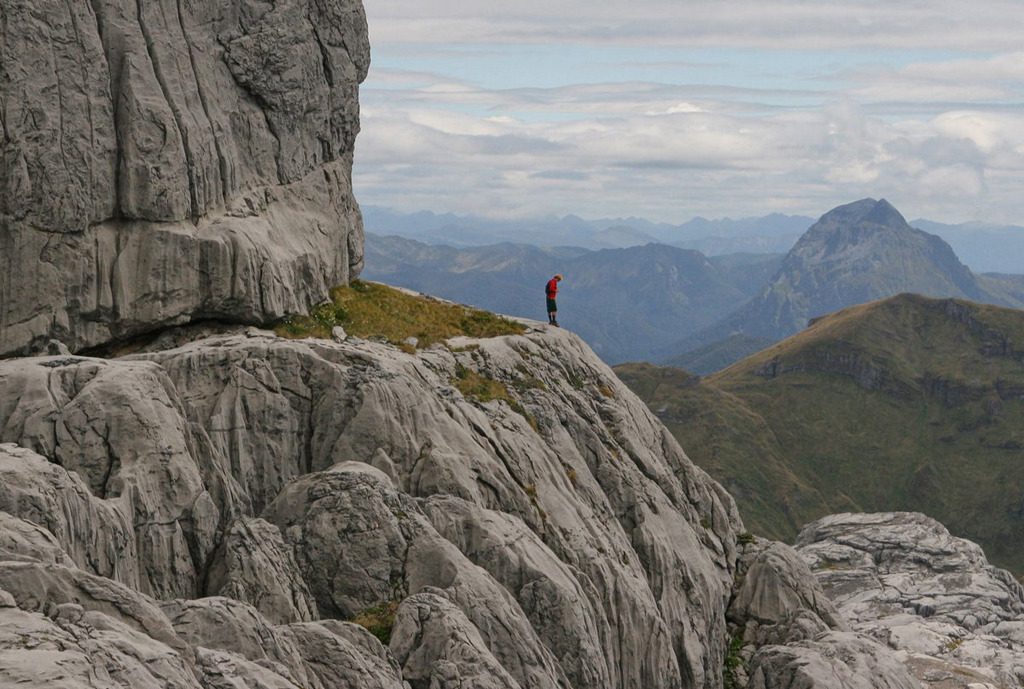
[[3, 312, 1023, 686], [0, 322, 744, 687], [0, 0, 369, 356], [797, 512, 1024, 689]]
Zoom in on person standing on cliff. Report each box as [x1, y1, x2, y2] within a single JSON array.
[[546, 274, 562, 327]]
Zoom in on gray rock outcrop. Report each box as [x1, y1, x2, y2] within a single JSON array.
[[0, 320, 745, 687], [0, 0, 369, 357], [391, 589, 525, 689], [205, 517, 318, 625], [0, 358, 244, 599], [797, 512, 1024, 689], [746, 631, 921, 689], [728, 538, 847, 647], [0, 508, 404, 689], [0, 443, 137, 586]]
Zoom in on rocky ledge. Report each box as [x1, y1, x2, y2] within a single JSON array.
[[0, 320, 743, 687], [3, 306, 1024, 687]]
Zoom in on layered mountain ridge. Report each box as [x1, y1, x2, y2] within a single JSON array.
[[673, 198, 1023, 369], [620, 292, 1024, 574]]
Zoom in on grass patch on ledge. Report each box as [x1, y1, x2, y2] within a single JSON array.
[[274, 280, 525, 347], [453, 363, 538, 430], [349, 599, 400, 645]]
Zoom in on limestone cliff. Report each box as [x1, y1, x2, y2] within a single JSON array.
[[0, 0, 369, 357], [0, 321, 744, 687], [796, 512, 1024, 689]]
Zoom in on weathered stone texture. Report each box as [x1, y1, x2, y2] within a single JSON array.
[[0, 358, 244, 599], [797, 511, 1024, 689], [205, 517, 318, 625], [0, 0, 369, 356], [139, 325, 743, 688], [0, 320, 745, 687]]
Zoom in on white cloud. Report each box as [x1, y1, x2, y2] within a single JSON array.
[[354, 1, 1024, 224], [366, 0, 1024, 51]]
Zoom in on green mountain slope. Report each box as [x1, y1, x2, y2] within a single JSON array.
[[668, 198, 1024, 373], [617, 293, 1024, 573]]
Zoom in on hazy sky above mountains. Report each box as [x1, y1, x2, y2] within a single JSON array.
[[355, 1, 1024, 225]]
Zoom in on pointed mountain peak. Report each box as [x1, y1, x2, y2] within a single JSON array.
[[860, 198, 909, 229], [805, 198, 913, 240], [815, 198, 878, 227]]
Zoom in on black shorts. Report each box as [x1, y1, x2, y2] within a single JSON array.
[[546, 297, 557, 312]]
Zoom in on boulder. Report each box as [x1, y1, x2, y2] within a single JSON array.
[[160, 597, 313, 687], [728, 537, 847, 646], [0, 358, 244, 599], [205, 517, 318, 625], [797, 512, 1024, 688], [390, 589, 524, 689], [286, 619, 406, 689], [747, 631, 921, 689], [421, 494, 612, 689], [0, 510, 76, 567], [0, 0, 369, 356], [0, 560, 190, 662], [0, 604, 201, 689], [191, 647, 303, 689], [262, 461, 570, 689], [0, 444, 135, 583]]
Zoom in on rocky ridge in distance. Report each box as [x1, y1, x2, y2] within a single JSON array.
[[671, 198, 1024, 372]]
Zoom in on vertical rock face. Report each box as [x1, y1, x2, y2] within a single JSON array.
[[0, 0, 369, 356]]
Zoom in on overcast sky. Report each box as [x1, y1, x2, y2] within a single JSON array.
[[353, 1, 1024, 225]]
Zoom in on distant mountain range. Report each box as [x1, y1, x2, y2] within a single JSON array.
[[362, 235, 782, 363], [366, 199, 1024, 371], [363, 204, 1024, 273], [670, 199, 1024, 370], [616, 293, 1024, 574], [362, 206, 810, 255]]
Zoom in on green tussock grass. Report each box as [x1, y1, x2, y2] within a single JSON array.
[[274, 280, 525, 347], [617, 294, 1024, 574], [453, 364, 538, 429], [349, 599, 400, 645], [722, 630, 747, 689], [454, 364, 511, 403]]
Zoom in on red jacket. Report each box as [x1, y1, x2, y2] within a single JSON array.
[[546, 278, 559, 298]]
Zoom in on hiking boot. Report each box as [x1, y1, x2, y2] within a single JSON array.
[[552, 319, 559, 327]]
